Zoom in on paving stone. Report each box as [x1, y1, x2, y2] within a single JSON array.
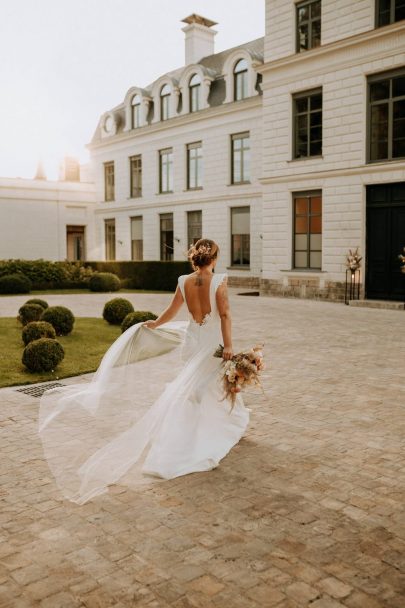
[[0, 294, 404, 607]]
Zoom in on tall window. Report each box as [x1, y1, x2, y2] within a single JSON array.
[[296, 0, 321, 52], [131, 95, 141, 128], [377, 0, 405, 26], [130, 155, 142, 198], [189, 74, 201, 112], [160, 213, 174, 261], [160, 84, 171, 121], [104, 219, 116, 261], [293, 89, 322, 158], [234, 59, 248, 101], [368, 70, 405, 162], [187, 211, 202, 246], [231, 133, 250, 184], [130, 216, 143, 261], [159, 148, 173, 193], [104, 161, 115, 201], [293, 192, 322, 269], [231, 207, 250, 267], [187, 142, 203, 189]]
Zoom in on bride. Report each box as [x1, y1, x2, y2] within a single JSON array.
[[38, 239, 250, 504]]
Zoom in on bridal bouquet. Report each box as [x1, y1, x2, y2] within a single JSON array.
[[214, 344, 265, 408]]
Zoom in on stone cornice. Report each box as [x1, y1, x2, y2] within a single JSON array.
[[94, 190, 262, 214], [258, 21, 405, 84], [87, 96, 262, 151], [259, 160, 405, 184]]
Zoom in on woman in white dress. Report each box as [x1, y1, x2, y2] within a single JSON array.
[[38, 239, 250, 504]]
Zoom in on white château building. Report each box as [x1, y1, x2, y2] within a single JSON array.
[[1, 2, 405, 300]]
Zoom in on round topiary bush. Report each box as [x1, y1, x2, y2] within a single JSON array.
[[22, 338, 64, 372], [18, 303, 44, 326], [121, 311, 158, 333], [89, 272, 120, 292], [103, 298, 134, 325], [0, 273, 32, 294], [25, 298, 49, 310], [22, 321, 56, 346], [41, 306, 75, 336]]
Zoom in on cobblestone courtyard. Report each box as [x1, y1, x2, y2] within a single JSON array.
[[0, 292, 404, 608]]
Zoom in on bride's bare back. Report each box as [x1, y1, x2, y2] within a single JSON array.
[[183, 272, 213, 325]]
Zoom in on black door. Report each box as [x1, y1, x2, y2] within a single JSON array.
[[366, 183, 405, 301]]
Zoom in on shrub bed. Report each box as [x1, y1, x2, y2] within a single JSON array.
[[89, 272, 121, 292], [121, 311, 157, 333], [22, 338, 65, 372], [0, 273, 31, 294], [41, 306, 75, 336], [103, 298, 134, 325], [18, 303, 44, 325]]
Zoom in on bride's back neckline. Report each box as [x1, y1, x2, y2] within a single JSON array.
[[182, 272, 214, 326]]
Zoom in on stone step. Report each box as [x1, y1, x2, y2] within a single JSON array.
[[348, 299, 405, 310]]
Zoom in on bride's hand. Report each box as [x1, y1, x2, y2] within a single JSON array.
[[143, 320, 158, 329], [222, 346, 233, 360]]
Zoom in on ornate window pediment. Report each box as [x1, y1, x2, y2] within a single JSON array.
[[123, 87, 152, 131], [178, 65, 215, 114], [222, 50, 262, 104]]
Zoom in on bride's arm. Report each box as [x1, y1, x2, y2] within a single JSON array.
[[216, 280, 233, 360], [143, 286, 184, 329]]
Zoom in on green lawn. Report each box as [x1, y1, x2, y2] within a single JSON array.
[[0, 318, 121, 388]]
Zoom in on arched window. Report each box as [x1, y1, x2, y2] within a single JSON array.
[[131, 95, 141, 128], [234, 59, 248, 101], [189, 74, 201, 113], [160, 84, 171, 121]]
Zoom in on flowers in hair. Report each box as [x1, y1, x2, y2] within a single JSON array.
[[214, 344, 265, 408]]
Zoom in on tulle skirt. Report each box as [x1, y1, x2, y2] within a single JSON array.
[[38, 322, 249, 505]]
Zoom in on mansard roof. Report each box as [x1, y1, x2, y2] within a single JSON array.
[[90, 36, 264, 144]]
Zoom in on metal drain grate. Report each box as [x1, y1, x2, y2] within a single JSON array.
[[16, 382, 66, 398]]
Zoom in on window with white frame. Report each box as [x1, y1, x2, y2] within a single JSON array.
[[234, 59, 248, 101], [130, 216, 143, 261], [131, 95, 141, 128], [231, 206, 250, 266], [160, 84, 171, 121], [189, 74, 201, 112]]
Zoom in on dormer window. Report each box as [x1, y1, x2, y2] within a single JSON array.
[[234, 59, 248, 101], [160, 84, 171, 121], [189, 74, 201, 112], [131, 95, 141, 128]]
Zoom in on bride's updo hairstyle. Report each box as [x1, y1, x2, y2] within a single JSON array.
[[188, 239, 219, 270]]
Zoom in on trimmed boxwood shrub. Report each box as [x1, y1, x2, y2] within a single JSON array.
[[103, 298, 134, 325], [25, 298, 49, 310], [0, 259, 95, 290], [89, 272, 121, 292], [0, 273, 31, 294], [22, 321, 56, 346], [18, 303, 44, 326], [41, 306, 75, 336], [22, 338, 64, 372], [121, 311, 157, 333]]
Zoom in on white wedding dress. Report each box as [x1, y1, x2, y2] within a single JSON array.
[[38, 272, 250, 505]]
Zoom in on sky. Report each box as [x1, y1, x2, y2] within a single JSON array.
[[0, 0, 264, 181]]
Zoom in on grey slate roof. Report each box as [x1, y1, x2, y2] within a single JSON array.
[[90, 37, 264, 145]]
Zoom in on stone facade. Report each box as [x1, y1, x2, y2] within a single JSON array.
[[260, 0, 405, 301], [0, 175, 96, 261]]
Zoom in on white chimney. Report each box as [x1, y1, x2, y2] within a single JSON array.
[[181, 14, 217, 65]]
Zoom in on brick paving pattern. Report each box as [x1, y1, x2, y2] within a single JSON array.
[[0, 293, 404, 607]]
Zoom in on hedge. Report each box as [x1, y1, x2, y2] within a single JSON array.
[[0, 259, 192, 291], [0, 260, 93, 290], [0, 273, 32, 294], [83, 261, 191, 291]]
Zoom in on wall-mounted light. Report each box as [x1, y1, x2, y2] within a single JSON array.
[[118, 240, 123, 245], [259, 234, 263, 240], [174, 237, 181, 243]]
